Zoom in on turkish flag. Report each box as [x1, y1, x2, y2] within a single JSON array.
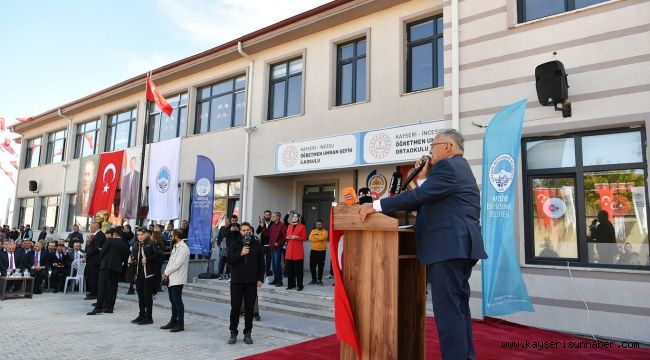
[[598, 186, 614, 222], [146, 76, 173, 116], [329, 207, 362, 359], [1, 138, 17, 156], [533, 187, 551, 229], [89, 150, 124, 216]]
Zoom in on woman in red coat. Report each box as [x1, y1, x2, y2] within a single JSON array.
[[285, 213, 307, 291]]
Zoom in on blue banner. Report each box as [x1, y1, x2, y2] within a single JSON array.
[[481, 99, 534, 316], [188, 156, 215, 256]]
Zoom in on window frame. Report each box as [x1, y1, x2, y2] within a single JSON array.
[[267, 57, 304, 120], [194, 76, 246, 135], [45, 129, 67, 164], [335, 37, 367, 106], [105, 108, 137, 151], [522, 127, 650, 270], [406, 14, 443, 93], [74, 119, 100, 159], [148, 92, 189, 143], [38, 195, 60, 229], [18, 198, 35, 227], [24, 137, 42, 168], [517, 0, 609, 23]]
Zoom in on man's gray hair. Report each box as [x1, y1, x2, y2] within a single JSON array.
[[91, 221, 101, 228], [438, 129, 465, 151]]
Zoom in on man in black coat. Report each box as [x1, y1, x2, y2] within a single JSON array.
[[66, 224, 85, 248], [88, 228, 130, 315], [227, 222, 265, 345], [15, 239, 32, 266], [49, 243, 69, 293], [130, 228, 162, 325], [27, 241, 49, 294], [84, 221, 106, 300]]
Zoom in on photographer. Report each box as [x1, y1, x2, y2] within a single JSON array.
[[227, 222, 264, 345]]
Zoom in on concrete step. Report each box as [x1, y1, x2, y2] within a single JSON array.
[[182, 288, 334, 322], [186, 282, 334, 312], [115, 285, 334, 338]]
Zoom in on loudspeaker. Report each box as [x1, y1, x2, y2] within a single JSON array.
[[28, 180, 38, 192], [535, 60, 569, 106]]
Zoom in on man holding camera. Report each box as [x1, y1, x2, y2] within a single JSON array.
[[227, 222, 264, 345]]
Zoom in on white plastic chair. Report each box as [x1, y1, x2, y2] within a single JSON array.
[[63, 259, 86, 295]]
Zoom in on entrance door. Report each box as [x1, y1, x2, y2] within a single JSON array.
[[302, 184, 336, 233]]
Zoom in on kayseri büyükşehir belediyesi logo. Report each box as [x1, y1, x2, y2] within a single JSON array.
[[488, 154, 515, 193], [368, 133, 391, 159], [156, 166, 171, 193], [196, 178, 212, 197], [281, 145, 299, 168]]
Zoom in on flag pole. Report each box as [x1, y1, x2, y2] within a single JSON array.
[[135, 71, 151, 227]]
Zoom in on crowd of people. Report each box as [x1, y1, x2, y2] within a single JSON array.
[[1, 209, 332, 345]]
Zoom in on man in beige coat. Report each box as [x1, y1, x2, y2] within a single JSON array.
[[161, 229, 190, 332]]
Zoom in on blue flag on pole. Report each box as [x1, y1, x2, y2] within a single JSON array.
[[188, 156, 215, 257], [481, 99, 534, 316]]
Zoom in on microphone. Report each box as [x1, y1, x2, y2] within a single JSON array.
[[400, 155, 432, 192], [388, 171, 402, 196], [358, 187, 373, 204], [243, 234, 252, 263], [342, 187, 358, 205]]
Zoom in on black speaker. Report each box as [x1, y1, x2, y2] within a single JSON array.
[[535, 60, 569, 106], [28, 180, 38, 192]]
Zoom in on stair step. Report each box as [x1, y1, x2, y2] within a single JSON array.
[[185, 283, 334, 311], [182, 289, 334, 321]]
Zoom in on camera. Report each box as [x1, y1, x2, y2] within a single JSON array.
[[244, 234, 253, 246]]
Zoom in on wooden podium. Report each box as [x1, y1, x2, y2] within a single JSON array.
[[333, 205, 426, 360]]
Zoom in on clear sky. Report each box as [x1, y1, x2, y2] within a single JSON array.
[[0, 0, 330, 224]]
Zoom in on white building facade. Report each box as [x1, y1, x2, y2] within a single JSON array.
[[11, 0, 650, 343]]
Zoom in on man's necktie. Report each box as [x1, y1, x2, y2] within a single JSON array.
[[34, 253, 38, 267], [9, 253, 14, 270]]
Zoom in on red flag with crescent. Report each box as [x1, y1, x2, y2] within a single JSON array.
[[329, 207, 362, 359], [598, 186, 614, 222], [146, 76, 173, 116], [533, 187, 551, 229], [89, 150, 124, 216]]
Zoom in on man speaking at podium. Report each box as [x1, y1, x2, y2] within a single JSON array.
[[359, 129, 487, 360]]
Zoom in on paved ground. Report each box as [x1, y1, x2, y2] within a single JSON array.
[[0, 291, 312, 360]]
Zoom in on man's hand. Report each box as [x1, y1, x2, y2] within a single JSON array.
[[414, 157, 432, 182], [241, 246, 250, 256], [257, 281, 263, 288], [358, 203, 376, 223], [141, 256, 147, 265], [162, 274, 168, 281]]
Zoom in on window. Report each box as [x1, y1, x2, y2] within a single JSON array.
[[24, 137, 41, 168], [336, 38, 367, 106], [195, 77, 246, 134], [67, 194, 91, 231], [518, 0, 609, 22], [524, 129, 649, 268], [46, 129, 66, 164], [39, 196, 60, 228], [106, 108, 137, 151], [268, 58, 303, 119], [406, 15, 443, 93], [148, 93, 189, 143], [189, 180, 240, 227], [74, 120, 100, 159], [18, 198, 35, 227]]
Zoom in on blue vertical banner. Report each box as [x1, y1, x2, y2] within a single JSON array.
[[188, 156, 215, 256], [481, 99, 534, 316]]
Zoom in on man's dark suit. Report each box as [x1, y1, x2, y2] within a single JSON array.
[[15, 248, 31, 269], [49, 251, 69, 292], [1, 251, 25, 276], [120, 170, 140, 219], [94, 237, 130, 312], [380, 155, 487, 360], [131, 238, 162, 320], [26, 250, 49, 293], [84, 231, 106, 298]]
